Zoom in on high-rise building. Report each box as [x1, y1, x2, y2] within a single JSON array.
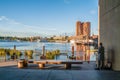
[[83, 22, 90, 38], [76, 21, 81, 36], [75, 21, 90, 39]]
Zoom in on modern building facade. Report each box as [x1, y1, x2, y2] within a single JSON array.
[[99, 0, 120, 70]]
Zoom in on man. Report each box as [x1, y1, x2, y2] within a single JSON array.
[[98, 42, 105, 69]]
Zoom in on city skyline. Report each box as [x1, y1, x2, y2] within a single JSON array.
[[0, 0, 98, 37]]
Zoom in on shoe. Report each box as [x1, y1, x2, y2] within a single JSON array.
[[95, 68, 100, 70]]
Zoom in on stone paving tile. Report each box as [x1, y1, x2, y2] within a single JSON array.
[[47, 70, 73, 80], [0, 69, 50, 80], [0, 61, 120, 80], [0, 68, 120, 80]]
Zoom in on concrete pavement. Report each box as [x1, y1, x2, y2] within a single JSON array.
[[0, 61, 120, 80]]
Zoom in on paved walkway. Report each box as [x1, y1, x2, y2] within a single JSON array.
[[0, 61, 120, 80], [0, 61, 17, 67]]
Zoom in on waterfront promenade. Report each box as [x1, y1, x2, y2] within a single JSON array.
[[0, 61, 120, 80]]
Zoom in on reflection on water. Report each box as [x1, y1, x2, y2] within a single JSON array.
[[75, 44, 96, 61], [75, 44, 90, 61], [56, 55, 68, 60]]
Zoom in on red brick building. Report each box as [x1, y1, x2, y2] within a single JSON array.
[[76, 21, 90, 39]]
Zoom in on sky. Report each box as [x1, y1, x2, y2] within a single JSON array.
[[0, 0, 98, 37]]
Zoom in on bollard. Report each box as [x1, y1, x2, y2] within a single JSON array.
[[18, 60, 24, 68], [18, 59, 28, 68]]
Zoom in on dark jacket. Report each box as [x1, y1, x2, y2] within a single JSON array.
[[98, 46, 104, 60]]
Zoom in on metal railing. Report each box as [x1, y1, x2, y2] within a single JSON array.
[[0, 49, 97, 62]]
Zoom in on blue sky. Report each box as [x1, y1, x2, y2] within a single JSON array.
[[0, 0, 98, 37]]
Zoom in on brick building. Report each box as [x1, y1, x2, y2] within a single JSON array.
[[76, 21, 90, 39]]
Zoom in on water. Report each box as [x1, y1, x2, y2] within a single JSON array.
[[0, 42, 70, 50], [0, 42, 96, 61]]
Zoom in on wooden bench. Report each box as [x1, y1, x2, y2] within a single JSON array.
[[34, 60, 47, 68], [62, 60, 83, 69], [34, 60, 83, 69]]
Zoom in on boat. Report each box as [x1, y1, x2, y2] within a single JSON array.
[[70, 39, 96, 45], [36, 39, 48, 42]]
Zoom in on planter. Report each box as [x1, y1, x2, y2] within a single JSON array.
[[18, 59, 28, 68]]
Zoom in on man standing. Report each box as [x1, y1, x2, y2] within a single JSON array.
[[98, 42, 105, 69]]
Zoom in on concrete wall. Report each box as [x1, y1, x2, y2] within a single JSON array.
[[99, 0, 120, 70]]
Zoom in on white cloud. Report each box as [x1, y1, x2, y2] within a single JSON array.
[[90, 10, 97, 15], [9, 20, 21, 25], [0, 16, 21, 25], [0, 16, 9, 21], [0, 16, 59, 37]]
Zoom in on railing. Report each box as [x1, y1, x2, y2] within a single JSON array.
[[0, 56, 6, 62], [0, 49, 97, 62]]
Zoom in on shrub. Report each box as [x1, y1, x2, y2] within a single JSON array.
[[25, 50, 33, 59], [0, 48, 22, 59], [45, 49, 60, 59]]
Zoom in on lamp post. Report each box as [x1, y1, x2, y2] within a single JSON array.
[[14, 45, 16, 60], [42, 45, 45, 55], [40, 45, 46, 59], [72, 45, 74, 59]]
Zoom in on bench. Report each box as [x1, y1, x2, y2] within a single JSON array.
[[34, 60, 46, 68], [34, 60, 83, 69], [62, 60, 83, 69]]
